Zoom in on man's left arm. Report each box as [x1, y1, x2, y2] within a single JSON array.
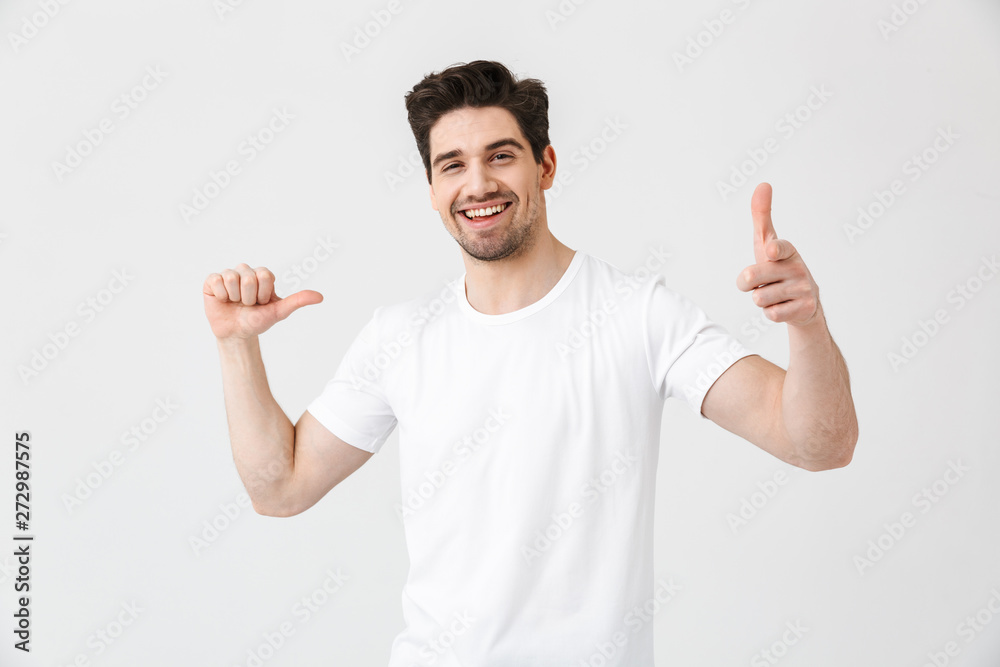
[[701, 183, 859, 472]]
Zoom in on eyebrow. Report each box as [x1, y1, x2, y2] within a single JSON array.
[[431, 137, 526, 169]]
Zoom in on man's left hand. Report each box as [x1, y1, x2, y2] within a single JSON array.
[[736, 182, 822, 327]]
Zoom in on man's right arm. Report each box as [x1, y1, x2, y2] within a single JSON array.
[[205, 263, 374, 517]]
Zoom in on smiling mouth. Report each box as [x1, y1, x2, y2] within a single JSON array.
[[460, 202, 511, 220]]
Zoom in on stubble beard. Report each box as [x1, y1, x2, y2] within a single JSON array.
[[450, 184, 541, 263]]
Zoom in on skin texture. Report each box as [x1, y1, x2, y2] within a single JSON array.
[[203, 266, 371, 517], [202, 110, 858, 518], [426, 106, 575, 316], [703, 183, 858, 471]]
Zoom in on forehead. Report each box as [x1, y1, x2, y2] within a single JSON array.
[[429, 106, 524, 155]]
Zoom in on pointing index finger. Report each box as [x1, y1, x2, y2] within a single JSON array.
[[751, 182, 778, 263]]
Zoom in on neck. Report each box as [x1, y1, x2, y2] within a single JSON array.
[[463, 233, 576, 316]]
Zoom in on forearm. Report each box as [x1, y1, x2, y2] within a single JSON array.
[[216, 336, 296, 510], [779, 305, 858, 470]]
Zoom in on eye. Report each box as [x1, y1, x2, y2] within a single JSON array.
[[493, 153, 513, 161], [442, 163, 459, 172]]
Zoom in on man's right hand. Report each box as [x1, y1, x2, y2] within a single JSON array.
[[203, 263, 323, 340]]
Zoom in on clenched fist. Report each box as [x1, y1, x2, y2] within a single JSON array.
[[203, 263, 323, 340]]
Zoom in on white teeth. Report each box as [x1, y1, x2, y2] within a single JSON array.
[[463, 203, 507, 219]]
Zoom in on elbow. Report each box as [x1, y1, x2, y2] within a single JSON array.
[[252, 503, 290, 518], [833, 420, 860, 469], [249, 492, 305, 518], [799, 449, 852, 472], [795, 428, 858, 472], [252, 502, 302, 518], [245, 465, 304, 517]]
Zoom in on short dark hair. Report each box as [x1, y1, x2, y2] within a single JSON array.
[[404, 60, 550, 183]]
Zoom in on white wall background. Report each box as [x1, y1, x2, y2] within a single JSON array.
[[2, 0, 999, 665]]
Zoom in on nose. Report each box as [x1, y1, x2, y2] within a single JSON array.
[[463, 160, 499, 201]]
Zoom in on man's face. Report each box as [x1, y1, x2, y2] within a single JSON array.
[[427, 106, 555, 262]]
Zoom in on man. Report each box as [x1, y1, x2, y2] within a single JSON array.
[[203, 60, 858, 666]]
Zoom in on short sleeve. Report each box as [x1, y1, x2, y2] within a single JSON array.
[[642, 275, 756, 419], [306, 307, 398, 453]]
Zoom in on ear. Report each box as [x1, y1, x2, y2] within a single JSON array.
[[428, 177, 438, 212], [538, 145, 557, 191]]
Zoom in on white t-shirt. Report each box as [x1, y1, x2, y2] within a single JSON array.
[[307, 250, 755, 666]]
